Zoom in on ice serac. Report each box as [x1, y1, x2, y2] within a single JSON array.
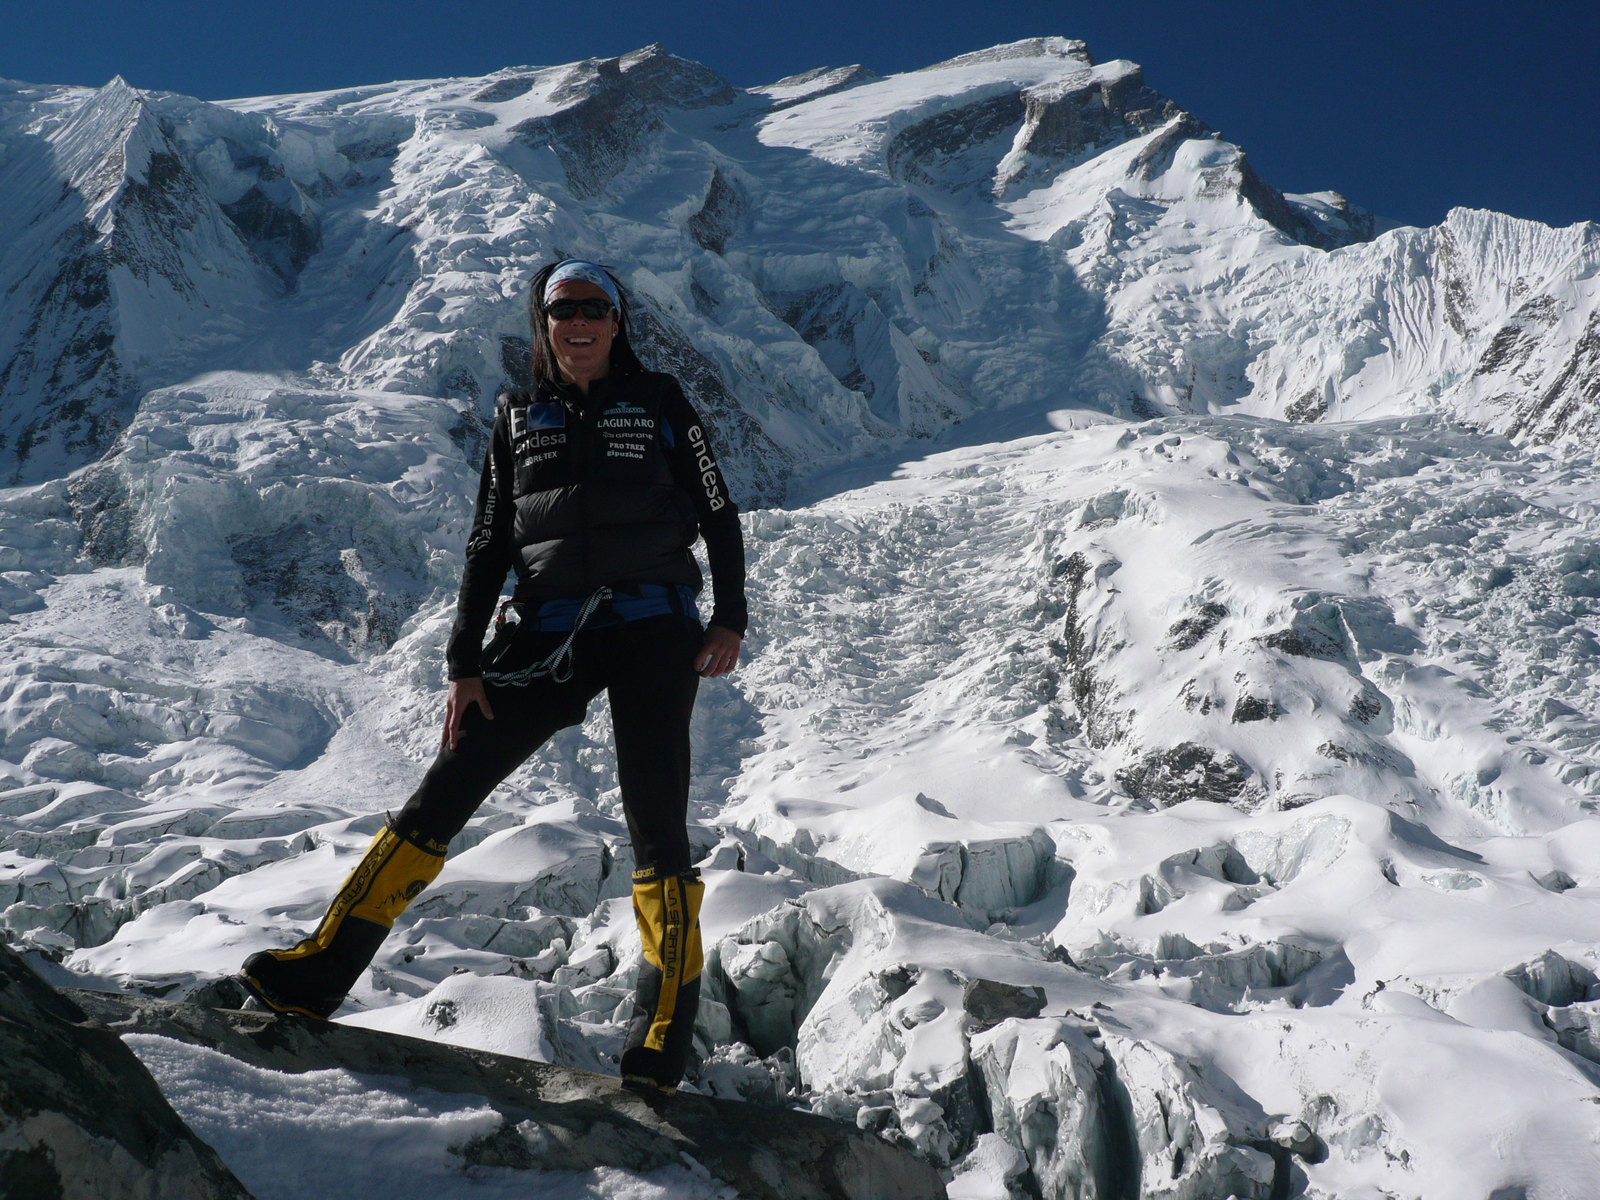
[[0, 943, 253, 1200], [971, 1018, 1128, 1200], [972, 1016, 1286, 1200], [1103, 1036, 1276, 1200]]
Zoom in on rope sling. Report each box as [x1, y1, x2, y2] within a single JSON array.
[[481, 586, 614, 686]]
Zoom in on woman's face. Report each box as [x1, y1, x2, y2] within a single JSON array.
[[545, 278, 618, 389]]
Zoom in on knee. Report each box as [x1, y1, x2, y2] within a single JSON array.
[[394, 791, 467, 850]]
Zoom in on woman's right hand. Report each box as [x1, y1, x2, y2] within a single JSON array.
[[442, 677, 494, 752]]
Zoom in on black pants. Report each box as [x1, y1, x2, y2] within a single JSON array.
[[395, 614, 702, 875]]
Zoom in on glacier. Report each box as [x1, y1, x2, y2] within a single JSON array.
[[2, 34, 1599, 1200]]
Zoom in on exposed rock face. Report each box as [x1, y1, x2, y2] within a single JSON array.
[[512, 45, 734, 199], [1115, 742, 1252, 807], [1249, 209, 1600, 438], [756, 65, 880, 110], [1505, 308, 1600, 439], [0, 944, 252, 1200], [68, 985, 947, 1200], [994, 67, 1191, 201], [886, 91, 1028, 195], [628, 297, 790, 505], [687, 166, 744, 255]]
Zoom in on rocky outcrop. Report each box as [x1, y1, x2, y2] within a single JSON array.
[[1505, 308, 1600, 440], [886, 91, 1029, 195], [512, 45, 734, 199], [0, 943, 252, 1199], [994, 65, 1190, 201], [757, 65, 880, 111], [68, 984, 947, 1200], [1115, 742, 1252, 807], [687, 166, 745, 255]]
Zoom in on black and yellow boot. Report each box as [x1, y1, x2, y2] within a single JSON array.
[[238, 821, 447, 1018], [620, 866, 705, 1093]]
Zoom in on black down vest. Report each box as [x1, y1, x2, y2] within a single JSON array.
[[500, 373, 703, 598]]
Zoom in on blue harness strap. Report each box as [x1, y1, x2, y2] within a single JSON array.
[[529, 583, 697, 630]]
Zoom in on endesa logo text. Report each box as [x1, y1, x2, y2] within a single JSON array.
[[687, 424, 725, 511]]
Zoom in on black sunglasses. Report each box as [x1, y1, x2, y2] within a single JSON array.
[[546, 298, 615, 321]]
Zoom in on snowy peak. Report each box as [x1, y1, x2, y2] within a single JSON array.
[[1, 35, 1596, 495], [47, 76, 157, 224], [1236, 206, 1600, 436], [917, 36, 1094, 73], [760, 42, 1358, 255], [3, 38, 1600, 1200], [0, 77, 298, 483], [611, 43, 738, 110], [1445, 209, 1600, 439]]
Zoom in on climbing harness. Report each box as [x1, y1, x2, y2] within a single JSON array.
[[482, 586, 613, 686]]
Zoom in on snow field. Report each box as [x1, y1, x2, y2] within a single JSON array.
[[6, 408, 1600, 1195]]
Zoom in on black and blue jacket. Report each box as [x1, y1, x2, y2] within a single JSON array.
[[445, 368, 747, 680]]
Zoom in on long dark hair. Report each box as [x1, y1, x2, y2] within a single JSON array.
[[528, 260, 645, 387]]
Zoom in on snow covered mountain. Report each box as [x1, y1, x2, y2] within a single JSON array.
[[3, 37, 1600, 1200]]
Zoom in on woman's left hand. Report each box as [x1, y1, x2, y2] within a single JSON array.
[[696, 625, 742, 677]]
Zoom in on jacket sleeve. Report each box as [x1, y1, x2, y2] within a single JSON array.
[[661, 383, 748, 637], [445, 408, 516, 679]]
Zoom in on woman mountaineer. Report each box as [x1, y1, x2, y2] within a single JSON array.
[[237, 259, 747, 1094]]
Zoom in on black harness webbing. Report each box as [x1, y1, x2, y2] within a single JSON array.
[[481, 586, 613, 686]]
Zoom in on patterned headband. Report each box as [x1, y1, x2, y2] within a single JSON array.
[[542, 260, 621, 310]]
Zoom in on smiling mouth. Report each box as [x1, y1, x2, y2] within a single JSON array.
[[565, 337, 596, 345]]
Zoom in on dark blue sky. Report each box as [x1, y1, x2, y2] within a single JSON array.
[[4, 1, 1596, 231]]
